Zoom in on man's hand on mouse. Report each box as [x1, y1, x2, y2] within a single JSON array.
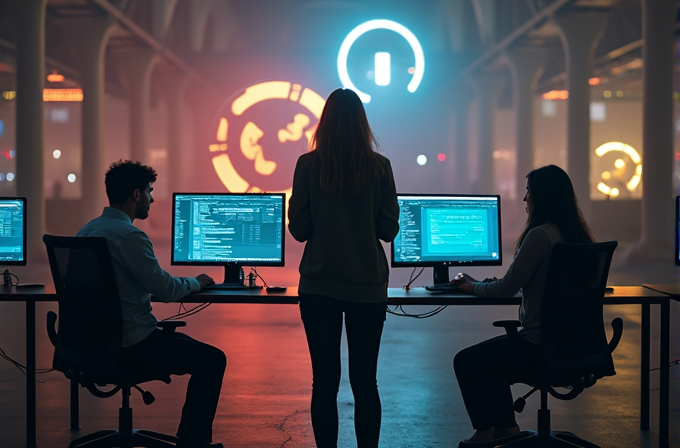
[[196, 274, 215, 289]]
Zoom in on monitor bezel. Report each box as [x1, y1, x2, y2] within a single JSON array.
[[675, 196, 679, 267], [391, 193, 503, 268], [0, 196, 27, 266], [170, 192, 286, 268]]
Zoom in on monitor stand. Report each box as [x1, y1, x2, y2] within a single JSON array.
[[222, 263, 244, 286], [432, 265, 450, 286], [424, 265, 456, 292]]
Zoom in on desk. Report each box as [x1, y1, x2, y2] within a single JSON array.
[[0, 286, 671, 448]]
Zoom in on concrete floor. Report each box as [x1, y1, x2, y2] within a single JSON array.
[[0, 236, 678, 448]]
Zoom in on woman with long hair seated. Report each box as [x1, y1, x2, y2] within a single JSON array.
[[452, 164, 595, 447]]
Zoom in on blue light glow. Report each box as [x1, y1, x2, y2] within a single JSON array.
[[375, 52, 391, 86], [338, 19, 425, 103]]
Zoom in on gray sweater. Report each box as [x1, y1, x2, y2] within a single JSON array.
[[288, 152, 400, 303], [473, 223, 563, 345]]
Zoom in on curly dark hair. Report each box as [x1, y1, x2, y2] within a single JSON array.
[[104, 160, 157, 205]]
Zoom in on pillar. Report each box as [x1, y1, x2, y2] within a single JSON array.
[[58, 17, 115, 222], [554, 10, 609, 220], [505, 45, 545, 203], [13, 0, 47, 264], [470, 72, 505, 195], [626, 1, 676, 266], [158, 74, 190, 192], [111, 49, 158, 164], [448, 85, 473, 193]]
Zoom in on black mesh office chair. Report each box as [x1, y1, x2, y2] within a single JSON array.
[[43, 234, 184, 448], [492, 241, 622, 448]]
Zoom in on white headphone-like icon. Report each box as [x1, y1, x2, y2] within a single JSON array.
[[337, 19, 425, 104]]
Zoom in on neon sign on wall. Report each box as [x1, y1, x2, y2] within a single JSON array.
[[209, 81, 324, 197], [338, 19, 425, 103], [594, 141, 642, 198]]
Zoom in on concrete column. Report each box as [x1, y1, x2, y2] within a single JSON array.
[[13, 0, 47, 263], [111, 49, 158, 164], [186, 87, 224, 189], [58, 17, 115, 222], [505, 45, 545, 203], [448, 86, 473, 193], [158, 74, 190, 192], [554, 11, 609, 220], [626, 0, 676, 267], [470, 72, 505, 195]]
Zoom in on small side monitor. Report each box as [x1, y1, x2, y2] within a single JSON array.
[[0, 197, 27, 266]]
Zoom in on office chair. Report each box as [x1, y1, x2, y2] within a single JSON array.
[[492, 241, 621, 448], [43, 234, 184, 448]]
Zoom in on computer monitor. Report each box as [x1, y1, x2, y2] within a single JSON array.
[[171, 193, 285, 285], [0, 197, 27, 266], [675, 196, 679, 267], [391, 194, 502, 286]]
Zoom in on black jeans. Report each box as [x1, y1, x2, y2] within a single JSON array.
[[299, 293, 387, 448], [119, 330, 227, 445], [453, 334, 543, 431]]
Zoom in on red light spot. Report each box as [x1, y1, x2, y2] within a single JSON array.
[[4, 150, 12, 160], [437, 153, 446, 162]]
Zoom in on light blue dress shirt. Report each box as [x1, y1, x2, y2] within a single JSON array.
[[77, 207, 200, 347]]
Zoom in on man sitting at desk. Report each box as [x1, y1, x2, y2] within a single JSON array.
[[77, 160, 225, 448]]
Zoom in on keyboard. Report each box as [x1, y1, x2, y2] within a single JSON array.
[[425, 283, 462, 292], [202, 284, 262, 291]]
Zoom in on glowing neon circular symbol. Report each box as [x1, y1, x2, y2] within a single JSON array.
[[338, 19, 425, 103], [595, 141, 642, 198], [209, 81, 324, 197]]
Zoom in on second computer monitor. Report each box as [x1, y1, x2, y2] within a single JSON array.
[[392, 194, 502, 285], [172, 193, 285, 284], [0, 197, 27, 266]]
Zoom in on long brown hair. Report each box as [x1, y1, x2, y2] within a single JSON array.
[[515, 164, 595, 255], [310, 88, 383, 196]]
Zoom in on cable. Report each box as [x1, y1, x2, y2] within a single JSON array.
[[649, 359, 680, 372], [162, 303, 211, 321], [252, 267, 268, 287], [387, 304, 448, 319], [2, 269, 19, 287], [401, 267, 424, 290], [0, 346, 55, 381]]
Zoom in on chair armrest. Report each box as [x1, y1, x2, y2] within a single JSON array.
[[46, 311, 58, 347], [493, 320, 521, 330], [492, 320, 525, 379], [608, 317, 623, 353], [157, 321, 186, 332]]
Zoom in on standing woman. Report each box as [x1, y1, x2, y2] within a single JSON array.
[[288, 88, 399, 448], [452, 164, 595, 446]]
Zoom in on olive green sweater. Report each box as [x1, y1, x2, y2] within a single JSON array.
[[288, 152, 399, 303]]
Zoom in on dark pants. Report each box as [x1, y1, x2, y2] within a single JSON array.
[[299, 293, 386, 448], [453, 335, 543, 431], [119, 330, 227, 445]]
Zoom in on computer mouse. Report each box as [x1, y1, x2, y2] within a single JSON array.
[[266, 286, 287, 293]]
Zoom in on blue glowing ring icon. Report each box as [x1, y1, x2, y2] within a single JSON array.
[[338, 19, 425, 103]]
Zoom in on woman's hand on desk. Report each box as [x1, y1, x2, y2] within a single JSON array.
[[451, 273, 478, 294]]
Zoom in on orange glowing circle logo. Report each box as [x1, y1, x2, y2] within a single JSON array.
[[209, 81, 325, 197]]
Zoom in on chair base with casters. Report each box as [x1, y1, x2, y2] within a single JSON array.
[[68, 384, 179, 448], [47, 310, 184, 448], [489, 315, 623, 448]]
